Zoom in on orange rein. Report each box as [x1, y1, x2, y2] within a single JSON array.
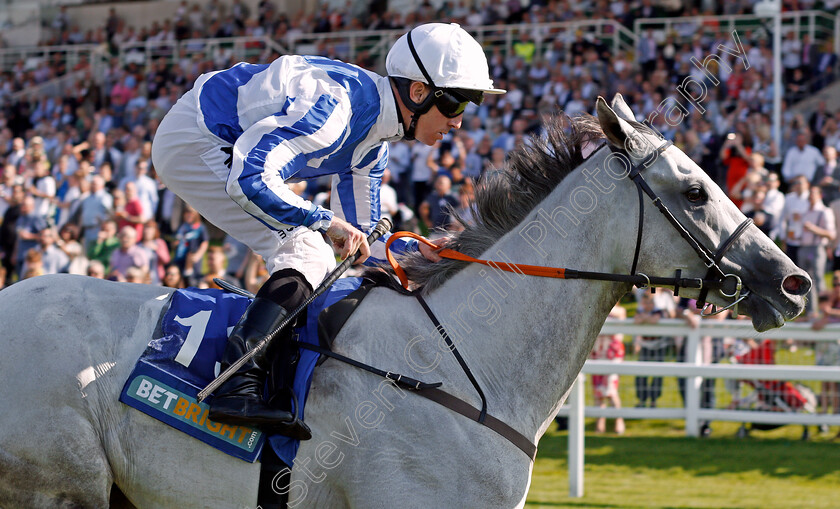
[[384, 231, 568, 289]]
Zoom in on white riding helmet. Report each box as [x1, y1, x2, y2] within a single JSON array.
[[386, 23, 505, 95]]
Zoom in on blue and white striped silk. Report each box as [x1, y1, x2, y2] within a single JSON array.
[[194, 56, 406, 258]]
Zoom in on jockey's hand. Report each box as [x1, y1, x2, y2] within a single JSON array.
[[325, 216, 370, 265], [419, 236, 450, 262]]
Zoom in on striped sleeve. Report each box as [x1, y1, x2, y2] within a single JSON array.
[[329, 143, 388, 233], [225, 91, 350, 232]]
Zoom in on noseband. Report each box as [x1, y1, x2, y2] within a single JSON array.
[[609, 138, 753, 315]]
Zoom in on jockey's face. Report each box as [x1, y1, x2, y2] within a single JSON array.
[[414, 103, 463, 146]]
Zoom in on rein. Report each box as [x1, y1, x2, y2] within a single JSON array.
[[375, 137, 755, 462], [386, 140, 754, 314]]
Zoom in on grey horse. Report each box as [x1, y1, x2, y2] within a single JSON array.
[[0, 95, 808, 508]]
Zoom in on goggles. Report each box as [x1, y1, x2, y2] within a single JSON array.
[[431, 88, 483, 118]]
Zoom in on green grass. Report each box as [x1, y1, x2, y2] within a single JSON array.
[[525, 419, 840, 509]]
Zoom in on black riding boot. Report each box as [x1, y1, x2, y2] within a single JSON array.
[[208, 296, 312, 440]]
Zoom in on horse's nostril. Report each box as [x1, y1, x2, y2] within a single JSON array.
[[783, 274, 811, 296]]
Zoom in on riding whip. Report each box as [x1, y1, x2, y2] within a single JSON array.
[[197, 217, 392, 402]]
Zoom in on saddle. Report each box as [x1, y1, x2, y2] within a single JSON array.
[[315, 270, 411, 353], [119, 271, 403, 461]]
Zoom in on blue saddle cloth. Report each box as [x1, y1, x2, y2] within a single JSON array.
[[119, 277, 363, 464]]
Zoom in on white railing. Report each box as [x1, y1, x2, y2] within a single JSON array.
[[0, 43, 101, 73], [558, 319, 840, 497], [286, 20, 637, 74], [117, 36, 290, 69], [634, 10, 837, 45]]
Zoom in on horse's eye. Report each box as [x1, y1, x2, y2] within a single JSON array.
[[686, 187, 706, 203]]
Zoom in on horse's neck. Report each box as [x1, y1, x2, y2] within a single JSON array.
[[425, 157, 633, 439]]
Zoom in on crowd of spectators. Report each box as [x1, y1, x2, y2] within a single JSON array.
[[0, 0, 839, 315]]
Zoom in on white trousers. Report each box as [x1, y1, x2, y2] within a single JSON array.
[[152, 89, 336, 290]]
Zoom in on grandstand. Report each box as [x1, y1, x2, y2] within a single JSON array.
[[0, 0, 838, 286]]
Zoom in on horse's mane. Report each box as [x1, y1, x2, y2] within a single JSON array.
[[386, 113, 652, 292]]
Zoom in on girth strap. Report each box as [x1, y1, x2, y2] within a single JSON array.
[[413, 385, 538, 461], [294, 341, 443, 391]]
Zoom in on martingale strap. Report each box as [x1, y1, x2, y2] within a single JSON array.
[[415, 294, 488, 423], [415, 294, 538, 461]]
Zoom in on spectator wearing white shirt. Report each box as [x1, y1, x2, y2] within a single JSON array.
[[800, 186, 836, 316], [782, 132, 825, 183], [6, 138, 25, 169], [780, 175, 811, 263], [379, 168, 399, 224], [119, 159, 158, 220], [29, 159, 56, 221], [764, 172, 786, 239]]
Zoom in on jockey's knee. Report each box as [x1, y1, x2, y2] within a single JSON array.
[[256, 268, 313, 312]]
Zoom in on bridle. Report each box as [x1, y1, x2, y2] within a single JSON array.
[[607, 135, 754, 315], [375, 130, 758, 462], [388, 134, 755, 316]]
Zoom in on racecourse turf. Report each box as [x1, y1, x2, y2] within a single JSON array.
[[525, 419, 840, 509]]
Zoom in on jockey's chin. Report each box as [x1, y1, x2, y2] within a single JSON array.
[[414, 108, 463, 146]]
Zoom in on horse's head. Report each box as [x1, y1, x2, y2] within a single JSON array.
[[596, 94, 809, 331]]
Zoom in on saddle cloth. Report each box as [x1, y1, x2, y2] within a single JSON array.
[[119, 277, 364, 463]]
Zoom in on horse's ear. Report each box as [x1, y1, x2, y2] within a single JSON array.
[[610, 94, 636, 122], [596, 96, 634, 149]]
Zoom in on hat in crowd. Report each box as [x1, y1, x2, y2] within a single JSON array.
[[30, 136, 43, 145]]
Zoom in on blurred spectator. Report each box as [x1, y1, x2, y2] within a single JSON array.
[[730, 153, 767, 210], [36, 227, 69, 274], [811, 275, 840, 437], [718, 131, 752, 208], [242, 251, 269, 295], [0, 185, 24, 282], [782, 132, 825, 184], [780, 175, 811, 261], [87, 219, 119, 271], [86, 259, 106, 279], [79, 175, 114, 249], [173, 206, 208, 280], [22, 249, 44, 279], [57, 222, 89, 275], [764, 173, 786, 238], [0, 164, 20, 218], [379, 168, 398, 225], [744, 185, 774, 236], [410, 140, 437, 209], [419, 174, 459, 238], [201, 245, 240, 289], [676, 302, 729, 438], [813, 146, 840, 204], [110, 225, 150, 281], [125, 265, 149, 284], [28, 158, 55, 221], [14, 194, 48, 277], [140, 220, 170, 285], [633, 288, 670, 408], [162, 262, 186, 289], [591, 303, 627, 434], [114, 182, 146, 240], [120, 159, 159, 220], [799, 186, 835, 316]]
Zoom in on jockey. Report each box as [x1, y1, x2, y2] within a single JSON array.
[[152, 23, 504, 439]]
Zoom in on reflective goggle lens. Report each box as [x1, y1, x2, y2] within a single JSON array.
[[434, 89, 469, 118]]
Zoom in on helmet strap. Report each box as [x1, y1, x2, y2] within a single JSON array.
[[405, 110, 422, 141], [391, 76, 434, 141]]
